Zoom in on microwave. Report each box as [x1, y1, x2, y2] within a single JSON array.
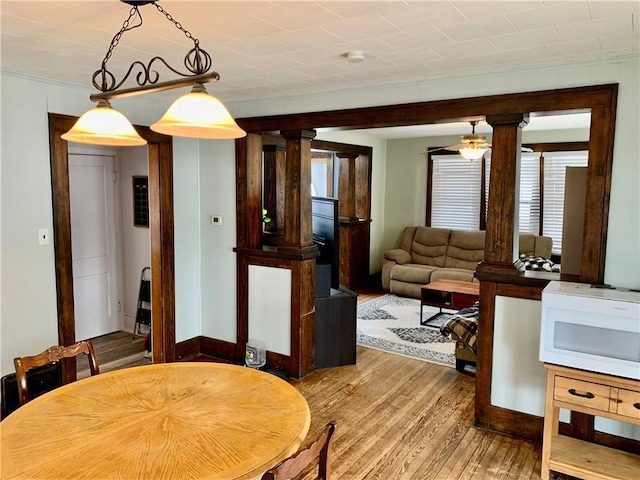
[[539, 281, 640, 380]]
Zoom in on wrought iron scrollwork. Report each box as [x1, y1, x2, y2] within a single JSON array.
[[92, 1, 215, 94]]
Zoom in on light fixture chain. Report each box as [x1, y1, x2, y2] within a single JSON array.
[[91, 1, 214, 94], [154, 3, 197, 45], [95, 6, 143, 92]]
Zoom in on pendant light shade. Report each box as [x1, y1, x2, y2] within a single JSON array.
[[62, 100, 147, 146], [150, 84, 246, 139], [459, 146, 487, 161]]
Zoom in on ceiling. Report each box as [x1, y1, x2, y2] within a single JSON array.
[[1, 1, 638, 137]]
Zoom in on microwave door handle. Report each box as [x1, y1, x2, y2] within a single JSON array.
[[568, 388, 595, 399]]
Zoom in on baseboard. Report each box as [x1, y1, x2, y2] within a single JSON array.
[[176, 336, 240, 364]]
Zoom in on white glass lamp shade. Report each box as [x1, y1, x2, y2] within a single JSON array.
[[61, 100, 147, 146], [151, 84, 246, 139], [459, 145, 487, 161]]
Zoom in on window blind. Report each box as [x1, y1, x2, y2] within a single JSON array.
[[542, 151, 589, 254], [519, 153, 541, 235], [431, 155, 482, 230]]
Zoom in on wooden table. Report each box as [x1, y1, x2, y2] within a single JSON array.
[[420, 279, 479, 325], [541, 363, 640, 480], [1, 363, 310, 480]]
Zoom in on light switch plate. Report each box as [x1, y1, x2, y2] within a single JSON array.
[[38, 228, 50, 245]]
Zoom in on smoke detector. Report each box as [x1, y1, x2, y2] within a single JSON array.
[[343, 51, 365, 63]]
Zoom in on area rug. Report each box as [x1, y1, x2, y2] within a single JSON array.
[[357, 294, 456, 367]]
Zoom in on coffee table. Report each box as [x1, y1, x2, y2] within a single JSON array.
[[420, 279, 479, 325]]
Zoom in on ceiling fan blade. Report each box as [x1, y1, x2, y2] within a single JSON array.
[[423, 146, 448, 155], [521, 146, 534, 153], [445, 143, 466, 151]]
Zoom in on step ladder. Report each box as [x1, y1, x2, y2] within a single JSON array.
[[133, 267, 151, 339]]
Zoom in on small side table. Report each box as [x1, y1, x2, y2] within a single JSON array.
[[420, 279, 479, 325], [541, 363, 640, 480]]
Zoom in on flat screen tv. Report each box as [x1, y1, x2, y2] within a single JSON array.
[[312, 196, 340, 290]]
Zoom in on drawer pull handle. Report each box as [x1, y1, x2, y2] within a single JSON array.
[[634, 402, 640, 410], [568, 388, 594, 399]]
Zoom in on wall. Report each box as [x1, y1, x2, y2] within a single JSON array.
[[198, 139, 238, 343], [118, 147, 150, 333]]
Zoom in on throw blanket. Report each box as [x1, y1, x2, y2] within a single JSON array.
[[440, 303, 479, 353]]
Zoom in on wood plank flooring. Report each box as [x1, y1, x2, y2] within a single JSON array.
[[77, 330, 150, 377], [290, 346, 546, 480]]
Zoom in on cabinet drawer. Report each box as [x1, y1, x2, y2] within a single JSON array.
[[615, 388, 640, 420], [554, 376, 612, 412]]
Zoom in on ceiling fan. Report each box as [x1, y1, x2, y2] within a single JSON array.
[[427, 121, 532, 160]]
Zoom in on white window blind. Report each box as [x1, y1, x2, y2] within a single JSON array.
[[431, 155, 482, 230], [519, 153, 541, 235], [542, 151, 589, 254]]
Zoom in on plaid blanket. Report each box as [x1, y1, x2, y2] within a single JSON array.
[[439, 303, 479, 354]]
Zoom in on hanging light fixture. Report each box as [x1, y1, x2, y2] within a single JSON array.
[[458, 121, 489, 161], [62, 1, 246, 146], [459, 144, 488, 161]]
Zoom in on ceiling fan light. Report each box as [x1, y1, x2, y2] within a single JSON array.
[[61, 100, 147, 146], [150, 84, 247, 139], [460, 146, 487, 161]]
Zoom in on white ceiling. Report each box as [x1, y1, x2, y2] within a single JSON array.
[[1, 1, 637, 136]]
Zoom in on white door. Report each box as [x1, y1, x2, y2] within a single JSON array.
[[69, 146, 121, 340]]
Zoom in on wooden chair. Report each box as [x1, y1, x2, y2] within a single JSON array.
[[261, 421, 337, 480], [13, 340, 100, 406]]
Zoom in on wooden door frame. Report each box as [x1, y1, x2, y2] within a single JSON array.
[[48, 114, 176, 384]]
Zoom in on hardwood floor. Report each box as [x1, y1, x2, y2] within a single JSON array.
[[77, 330, 150, 377], [291, 346, 547, 480]]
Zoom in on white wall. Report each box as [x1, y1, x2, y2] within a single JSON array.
[[1, 55, 639, 377], [198, 139, 238, 344], [118, 147, 150, 333]]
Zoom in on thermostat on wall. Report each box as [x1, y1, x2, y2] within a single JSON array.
[[211, 215, 223, 226]]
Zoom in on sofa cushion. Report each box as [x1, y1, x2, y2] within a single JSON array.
[[410, 227, 451, 267], [383, 248, 411, 264], [443, 230, 485, 270], [389, 280, 423, 299], [519, 234, 552, 258], [390, 263, 439, 284], [430, 268, 477, 283]]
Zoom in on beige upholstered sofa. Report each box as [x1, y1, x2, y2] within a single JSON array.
[[382, 227, 553, 298]]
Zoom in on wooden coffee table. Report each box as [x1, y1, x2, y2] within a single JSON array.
[[420, 279, 479, 325]]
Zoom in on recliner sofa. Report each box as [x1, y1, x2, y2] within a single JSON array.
[[382, 226, 553, 298]]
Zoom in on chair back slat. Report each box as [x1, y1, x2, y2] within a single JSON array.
[[261, 421, 337, 480]]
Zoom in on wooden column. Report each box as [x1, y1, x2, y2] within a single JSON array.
[[263, 144, 285, 234], [236, 133, 264, 250], [279, 130, 317, 254], [476, 113, 529, 276], [279, 129, 318, 377], [337, 152, 358, 220]]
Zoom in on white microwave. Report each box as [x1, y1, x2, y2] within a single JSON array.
[[540, 280, 640, 380]]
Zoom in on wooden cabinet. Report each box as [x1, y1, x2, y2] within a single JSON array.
[[542, 364, 640, 480]]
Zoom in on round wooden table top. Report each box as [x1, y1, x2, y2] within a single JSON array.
[[1, 363, 310, 480]]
